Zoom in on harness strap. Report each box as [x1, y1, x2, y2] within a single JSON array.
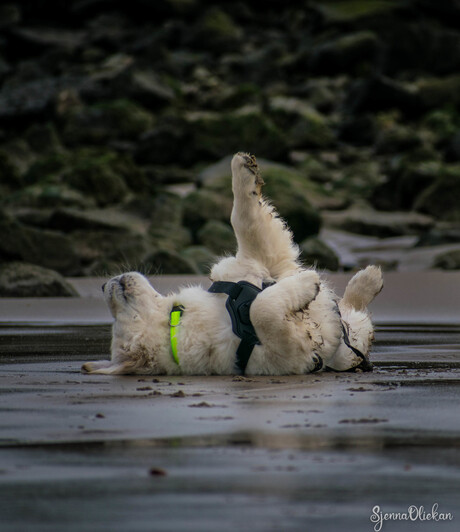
[[341, 320, 373, 372], [208, 280, 263, 374]]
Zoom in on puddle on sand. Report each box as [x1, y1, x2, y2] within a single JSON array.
[[0, 323, 111, 360]]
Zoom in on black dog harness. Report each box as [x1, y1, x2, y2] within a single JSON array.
[[207, 280, 372, 374], [208, 280, 267, 373]]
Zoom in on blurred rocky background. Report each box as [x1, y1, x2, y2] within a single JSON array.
[[1, 0, 460, 295]]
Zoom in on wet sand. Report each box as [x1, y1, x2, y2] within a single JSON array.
[[0, 272, 459, 531]]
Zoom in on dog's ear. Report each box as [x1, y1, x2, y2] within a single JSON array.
[[81, 360, 132, 375]]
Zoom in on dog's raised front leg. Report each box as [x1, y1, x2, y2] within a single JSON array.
[[230, 153, 301, 280]]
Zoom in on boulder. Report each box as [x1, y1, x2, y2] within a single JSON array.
[[309, 32, 382, 76], [149, 192, 192, 251], [345, 76, 421, 117], [0, 76, 80, 122], [375, 124, 423, 154], [62, 99, 155, 145], [269, 97, 335, 148], [24, 122, 63, 154], [338, 114, 378, 146], [182, 189, 232, 233], [128, 69, 176, 108], [197, 220, 237, 255], [323, 205, 434, 238], [48, 207, 145, 233], [136, 122, 192, 165], [188, 107, 288, 161], [416, 75, 460, 110], [414, 164, 460, 221], [0, 139, 35, 185], [300, 237, 340, 271], [180, 246, 217, 275], [422, 108, 458, 147], [433, 249, 460, 270], [416, 226, 460, 247], [145, 249, 198, 274], [190, 7, 242, 51], [0, 262, 78, 297], [0, 215, 81, 275], [4, 184, 93, 210], [313, 0, 402, 23], [72, 230, 149, 270]]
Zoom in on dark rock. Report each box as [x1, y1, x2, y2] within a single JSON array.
[[313, 0, 402, 23], [145, 249, 197, 274], [128, 69, 176, 108], [9, 27, 86, 52], [0, 262, 78, 297], [62, 99, 154, 145], [136, 122, 192, 165], [5, 183, 93, 210], [143, 165, 195, 186], [446, 131, 460, 162], [416, 75, 460, 110], [433, 248, 460, 270], [345, 76, 421, 117], [0, 215, 81, 275], [416, 226, 460, 247], [190, 7, 242, 51], [422, 108, 458, 147], [323, 205, 434, 238], [188, 107, 288, 161], [0, 139, 35, 185], [269, 97, 335, 149], [339, 115, 378, 146], [375, 124, 423, 154], [180, 246, 217, 275], [414, 164, 460, 221], [63, 148, 139, 206], [396, 160, 441, 210], [149, 192, 192, 251], [0, 76, 80, 123], [72, 230, 149, 271], [300, 237, 340, 271], [0, 148, 22, 189], [197, 220, 237, 255], [24, 122, 63, 154], [182, 189, 232, 233], [48, 208, 138, 233], [0, 4, 21, 29], [309, 32, 382, 76]]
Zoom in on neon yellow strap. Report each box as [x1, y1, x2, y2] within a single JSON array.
[[169, 306, 183, 365]]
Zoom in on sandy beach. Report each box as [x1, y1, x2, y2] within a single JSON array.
[[0, 272, 459, 531]]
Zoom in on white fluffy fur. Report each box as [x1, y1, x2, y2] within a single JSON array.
[[82, 153, 383, 376]]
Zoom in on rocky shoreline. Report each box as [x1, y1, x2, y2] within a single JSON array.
[[1, 1, 460, 295]]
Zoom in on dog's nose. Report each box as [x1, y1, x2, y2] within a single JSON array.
[[101, 282, 106, 292]]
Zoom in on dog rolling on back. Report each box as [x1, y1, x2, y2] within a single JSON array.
[[83, 153, 383, 376]]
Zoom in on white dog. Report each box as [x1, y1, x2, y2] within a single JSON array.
[[82, 153, 383, 376]]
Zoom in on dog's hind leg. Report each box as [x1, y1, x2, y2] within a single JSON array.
[[248, 271, 324, 373], [230, 153, 301, 280]]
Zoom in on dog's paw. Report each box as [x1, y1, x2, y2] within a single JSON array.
[[81, 360, 112, 374], [231, 153, 264, 195]]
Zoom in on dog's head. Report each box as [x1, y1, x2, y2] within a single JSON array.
[[94, 272, 170, 374]]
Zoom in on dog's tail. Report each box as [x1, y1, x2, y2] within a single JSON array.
[[341, 265, 383, 311]]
